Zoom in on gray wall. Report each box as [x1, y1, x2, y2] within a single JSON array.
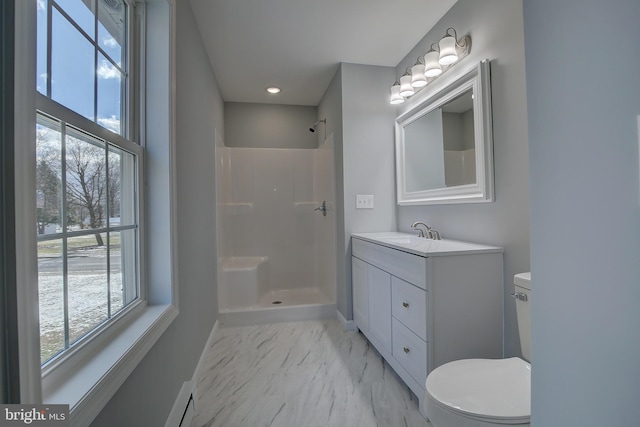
[[225, 102, 318, 148], [339, 63, 398, 320], [395, 0, 530, 358], [92, 0, 223, 424], [318, 67, 345, 315], [524, 0, 640, 425]]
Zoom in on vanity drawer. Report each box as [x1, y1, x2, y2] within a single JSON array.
[[392, 318, 428, 387], [352, 238, 429, 288], [391, 276, 427, 341]]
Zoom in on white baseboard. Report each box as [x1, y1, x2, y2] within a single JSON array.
[[165, 320, 219, 427], [337, 310, 356, 331], [191, 319, 219, 402], [164, 380, 195, 427]]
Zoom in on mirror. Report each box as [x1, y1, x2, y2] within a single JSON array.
[[395, 60, 494, 205]]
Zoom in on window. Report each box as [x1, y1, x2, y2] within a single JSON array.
[[12, 0, 175, 421], [36, 0, 141, 366], [36, 113, 140, 364], [37, 0, 129, 136]]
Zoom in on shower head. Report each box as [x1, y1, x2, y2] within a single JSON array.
[[309, 118, 326, 133]]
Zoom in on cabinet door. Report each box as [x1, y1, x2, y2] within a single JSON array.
[[368, 265, 392, 354], [352, 256, 369, 333]]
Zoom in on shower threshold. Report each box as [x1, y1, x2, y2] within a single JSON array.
[[218, 287, 336, 326]]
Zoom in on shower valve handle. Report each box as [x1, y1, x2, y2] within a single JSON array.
[[314, 201, 329, 217]]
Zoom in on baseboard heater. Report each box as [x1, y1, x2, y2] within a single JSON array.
[[165, 381, 196, 427]]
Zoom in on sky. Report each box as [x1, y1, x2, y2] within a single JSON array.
[[37, 0, 125, 134]]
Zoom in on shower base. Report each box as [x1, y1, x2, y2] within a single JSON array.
[[218, 287, 336, 326]]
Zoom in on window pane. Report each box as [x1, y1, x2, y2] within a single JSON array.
[[38, 238, 65, 364], [37, 0, 48, 95], [54, 0, 96, 38], [67, 233, 108, 344], [97, 0, 126, 66], [36, 118, 63, 236], [108, 147, 135, 226], [110, 229, 137, 314], [97, 53, 122, 134], [66, 130, 106, 231], [51, 8, 95, 121]]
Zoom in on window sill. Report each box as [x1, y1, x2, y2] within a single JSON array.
[[43, 303, 178, 426]]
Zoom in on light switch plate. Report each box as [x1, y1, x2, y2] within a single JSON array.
[[356, 195, 374, 209]]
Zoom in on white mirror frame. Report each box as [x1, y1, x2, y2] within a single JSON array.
[[395, 60, 494, 205]]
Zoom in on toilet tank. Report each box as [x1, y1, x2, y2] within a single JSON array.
[[514, 272, 531, 362]]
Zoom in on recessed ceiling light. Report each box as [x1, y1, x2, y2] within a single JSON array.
[[266, 87, 281, 94]]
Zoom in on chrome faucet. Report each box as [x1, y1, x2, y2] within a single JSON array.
[[411, 221, 430, 238], [411, 221, 441, 240]]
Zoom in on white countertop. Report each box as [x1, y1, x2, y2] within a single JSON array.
[[352, 232, 503, 257]]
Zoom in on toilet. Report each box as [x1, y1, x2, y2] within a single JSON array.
[[424, 272, 532, 426]]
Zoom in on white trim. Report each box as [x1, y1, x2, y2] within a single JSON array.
[[637, 115, 640, 206], [190, 320, 219, 404], [168, 0, 179, 309], [395, 60, 495, 206], [35, 95, 142, 155], [15, 0, 42, 405], [337, 310, 356, 331], [52, 305, 178, 426], [12, 1, 180, 424], [164, 380, 195, 427]]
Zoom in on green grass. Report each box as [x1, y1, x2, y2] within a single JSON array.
[[38, 233, 122, 255]]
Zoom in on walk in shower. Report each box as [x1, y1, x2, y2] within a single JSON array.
[[215, 128, 336, 325]]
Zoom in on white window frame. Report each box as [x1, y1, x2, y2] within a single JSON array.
[[36, 92, 146, 366], [14, 1, 178, 424]]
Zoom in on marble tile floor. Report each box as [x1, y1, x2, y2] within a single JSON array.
[[192, 319, 432, 427]]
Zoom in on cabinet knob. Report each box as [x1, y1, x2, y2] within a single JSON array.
[[402, 302, 409, 308], [403, 347, 410, 354]]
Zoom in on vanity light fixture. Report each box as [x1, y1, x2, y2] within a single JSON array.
[[399, 69, 415, 97], [390, 79, 404, 104], [410, 57, 427, 88], [389, 28, 471, 105]]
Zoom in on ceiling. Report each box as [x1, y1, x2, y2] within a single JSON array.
[[188, 0, 458, 106]]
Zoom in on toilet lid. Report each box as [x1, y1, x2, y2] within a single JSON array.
[[426, 357, 531, 421]]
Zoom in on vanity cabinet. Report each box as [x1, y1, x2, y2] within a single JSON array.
[[351, 233, 503, 418], [352, 258, 392, 354]]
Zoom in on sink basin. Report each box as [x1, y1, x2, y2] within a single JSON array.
[[378, 236, 424, 245], [352, 232, 503, 257]]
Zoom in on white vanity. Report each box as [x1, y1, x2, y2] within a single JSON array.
[[351, 232, 504, 417]]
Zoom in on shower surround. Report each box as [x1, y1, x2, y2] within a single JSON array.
[[215, 138, 336, 325]]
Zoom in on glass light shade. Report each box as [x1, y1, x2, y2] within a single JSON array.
[[424, 50, 442, 77], [410, 64, 427, 88], [390, 84, 404, 105], [438, 35, 458, 65], [399, 75, 415, 97]]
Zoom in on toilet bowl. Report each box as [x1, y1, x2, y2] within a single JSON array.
[[424, 273, 531, 427]]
